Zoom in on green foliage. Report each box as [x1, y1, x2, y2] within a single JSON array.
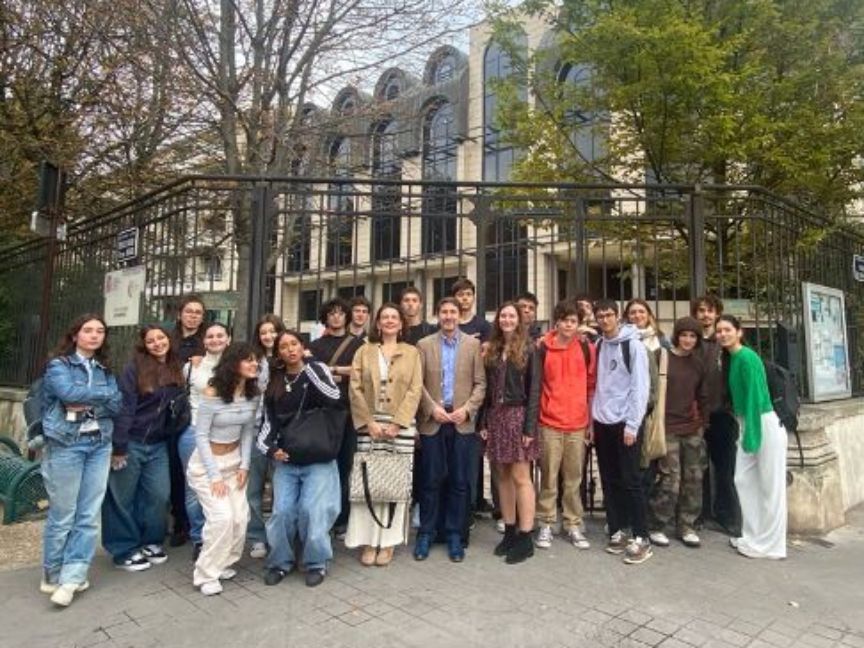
[[489, 0, 864, 218]]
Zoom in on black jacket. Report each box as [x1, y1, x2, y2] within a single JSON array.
[[481, 348, 542, 437]]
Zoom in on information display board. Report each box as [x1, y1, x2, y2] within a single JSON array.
[[802, 282, 851, 401]]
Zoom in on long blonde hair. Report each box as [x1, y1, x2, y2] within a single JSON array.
[[485, 302, 529, 370]]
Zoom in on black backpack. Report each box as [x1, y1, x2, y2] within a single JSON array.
[[762, 359, 802, 465]]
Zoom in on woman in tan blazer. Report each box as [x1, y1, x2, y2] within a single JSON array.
[[347, 303, 423, 566]]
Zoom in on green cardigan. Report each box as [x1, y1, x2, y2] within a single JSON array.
[[727, 346, 773, 453]]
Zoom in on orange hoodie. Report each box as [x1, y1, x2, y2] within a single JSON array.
[[538, 330, 596, 432]]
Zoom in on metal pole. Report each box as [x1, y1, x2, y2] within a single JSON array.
[[470, 195, 492, 316], [246, 184, 272, 338], [688, 186, 706, 299], [32, 168, 64, 381]]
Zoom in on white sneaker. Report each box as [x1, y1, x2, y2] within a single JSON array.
[[220, 568, 237, 580], [200, 581, 223, 596], [681, 532, 701, 547], [649, 531, 670, 547], [249, 542, 267, 559], [50, 584, 78, 607], [535, 525, 553, 549], [41, 580, 89, 595], [567, 527, 591, 550], [495, 519, 505, 534]]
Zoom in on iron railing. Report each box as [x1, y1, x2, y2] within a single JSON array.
[[1, 176, 862, 398]]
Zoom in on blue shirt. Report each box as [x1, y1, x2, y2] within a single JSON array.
[[440, 331, 460, 407]]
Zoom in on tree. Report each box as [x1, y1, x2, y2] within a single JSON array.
[[165, 0, 480, 336], [487, 0, 864, 218]]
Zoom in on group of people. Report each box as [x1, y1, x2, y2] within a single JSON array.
[[37, 281, 788, 608]]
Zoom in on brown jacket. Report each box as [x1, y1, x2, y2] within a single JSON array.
[[416, 331, 486, 436], [349, 341, 423, 430]]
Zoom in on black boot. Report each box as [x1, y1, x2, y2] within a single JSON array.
[[494, 524, 517, 557], [505, 530, 535, 564]]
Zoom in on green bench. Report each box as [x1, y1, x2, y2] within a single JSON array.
[[0, 436, 48, 524]]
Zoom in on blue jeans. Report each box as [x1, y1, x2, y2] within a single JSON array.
[[419, 424, 476, 537], [177, 426, 204, 544], [41, 436, 111, 585], [266, 459, 339, 571], [102, 441, 170, 562], [245, 451, 269, 545]]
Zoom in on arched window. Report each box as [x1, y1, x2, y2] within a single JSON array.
[[421, 101, 457, 254], [557, 63, 605, 164], [433, 55, 456, 84], [326, 137, 354, 268], [285, 148, 312, 273], [371, 119, 401, 261], [483, 38, 528, 305]]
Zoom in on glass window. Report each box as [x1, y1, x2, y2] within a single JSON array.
[[371, 120, 401, 261], [557, 63, 606, 165], [421, 102, 457, 255], [327, 137, 354, 268], [300, 289, 322, 321], [434, 55, 456, 83]]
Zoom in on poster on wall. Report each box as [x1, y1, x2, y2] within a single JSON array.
[[802, 282, 851, 401], [104, 265, 146, 327]]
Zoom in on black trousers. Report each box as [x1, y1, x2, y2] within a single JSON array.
[[703, 411, 742, 535], [593, 420, 648, 538], [333, 418, 357, 529]]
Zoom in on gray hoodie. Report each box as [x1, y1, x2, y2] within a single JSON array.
[[591, 323, 650, 435]]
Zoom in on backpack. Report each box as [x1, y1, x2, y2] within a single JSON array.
[[762, 359, 802, 465], [538, 337, 593, 372], [596, 338, 661, 412]]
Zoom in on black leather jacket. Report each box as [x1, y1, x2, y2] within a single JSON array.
[[481, 347, 542, 437]]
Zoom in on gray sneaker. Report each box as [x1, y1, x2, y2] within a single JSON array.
[[535, 525, 554, 549], [605, 530, 628, 555], [623, 537, 653, 564], [567, 527, 590, 550]]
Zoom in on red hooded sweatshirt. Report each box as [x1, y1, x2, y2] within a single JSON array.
[[539, 330, 596, 432]]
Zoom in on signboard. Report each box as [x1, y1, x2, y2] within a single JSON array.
[[802, 282, 851, 401], [854, 254, 864, 282], [104, 265, 146, 327], [117, 227, 139, 263]]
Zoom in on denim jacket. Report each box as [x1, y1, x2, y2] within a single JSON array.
[[41, 355, 123, 445]]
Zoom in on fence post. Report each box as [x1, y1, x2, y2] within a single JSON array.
[[688, 186, 706, 299], [246, 184, 272, 338], [470, 195, 491, 315], [566, 196, 588, 296]]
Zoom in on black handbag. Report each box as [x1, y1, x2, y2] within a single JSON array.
[[166, 363, 193, 437], [277, 384, 346, 465]]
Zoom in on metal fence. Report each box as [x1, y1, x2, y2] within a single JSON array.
[[1, 176, 862, 399]]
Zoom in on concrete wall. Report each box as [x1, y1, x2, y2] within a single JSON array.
[[820, 399, 864, 510], [0, 387, 27, 452]]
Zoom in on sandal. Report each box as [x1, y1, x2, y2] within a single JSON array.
[[360, 546, 378, 567], [375, 546, 394, 566]]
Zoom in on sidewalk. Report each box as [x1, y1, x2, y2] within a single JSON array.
[[1, 509, 863, 648]]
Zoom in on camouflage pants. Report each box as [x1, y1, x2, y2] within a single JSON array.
[[648, 433, 707, 535]]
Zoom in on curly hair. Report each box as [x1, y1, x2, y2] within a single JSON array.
[[209, 341, 260, 403], [485, 302, 529, 370]]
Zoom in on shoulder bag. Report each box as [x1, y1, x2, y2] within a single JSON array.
[[277, 381, 346, 465]]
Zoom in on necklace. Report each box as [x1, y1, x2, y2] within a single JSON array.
[[284, 370, 303, 392]]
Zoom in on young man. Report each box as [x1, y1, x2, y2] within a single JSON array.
[[451, 277, 494, 516], [516, 292, 543, 340], [400, 286, 437, 346], [591, 299, 652, 564], [691, 294, 741, 535], [348, 295, 371, 339], [414, 298, 487, 562], [535, 300, 596, 550], [452, 277, 491, 342], [308, 298, 365, 536]]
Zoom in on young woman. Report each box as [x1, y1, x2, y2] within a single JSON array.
[[480, 302, 541, 564], [169, 294, 208, 546], [347, 303, 423, 567], [715, 315, 787, 559], [103, 325, 185, 572], [257, 330, 343, 587], [186, 342, 260, 595], [625, 298, 671, 352], [40, 314, 123, 607], [647, 317, 709, 548], [247, 314, 285, 559], [177, 322, 232, 558]]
